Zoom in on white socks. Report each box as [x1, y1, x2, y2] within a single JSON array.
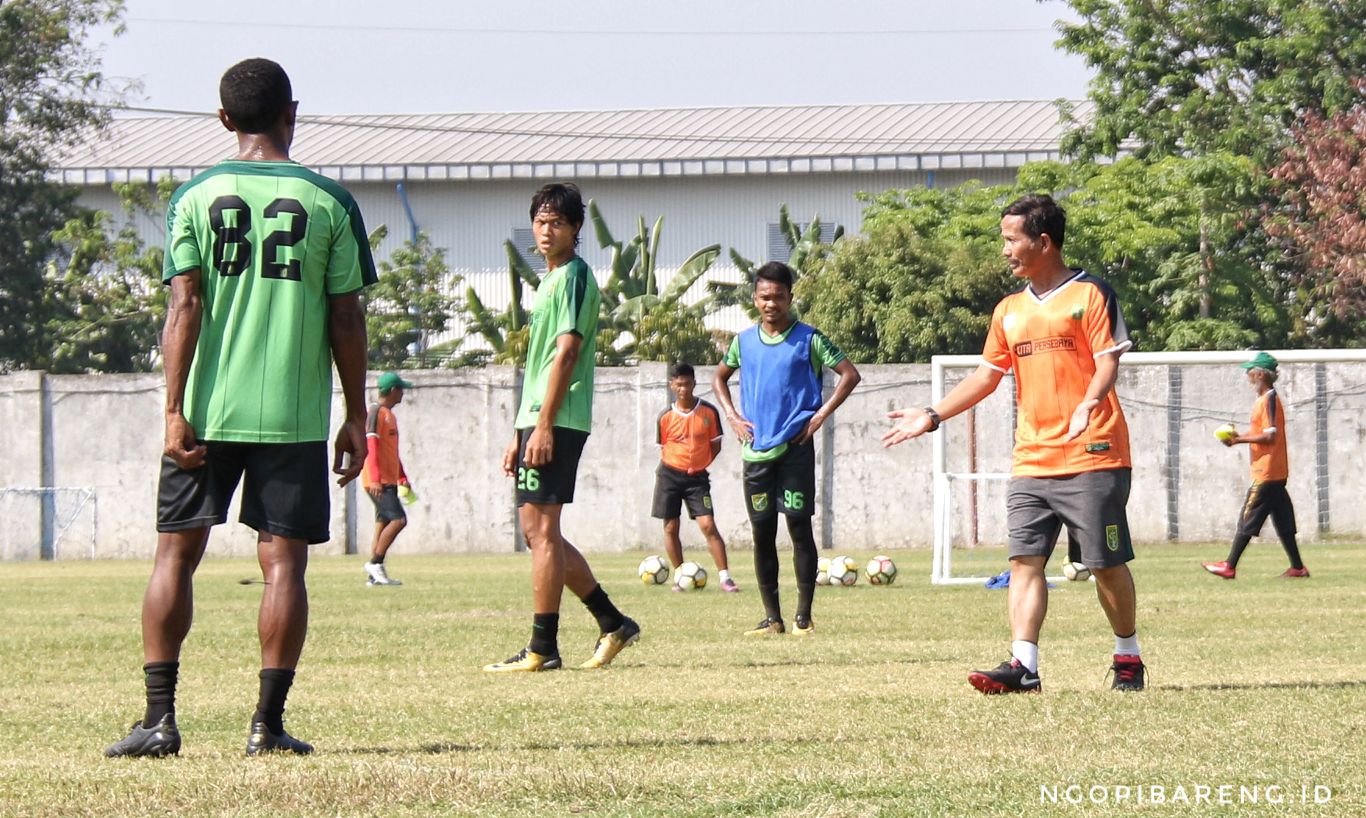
[[718, 569, 732, 584], [1011, 640, 1039, 673], [1115, 632, 1141, 656]]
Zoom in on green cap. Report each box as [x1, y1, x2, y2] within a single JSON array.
[[378, 372, 414, 394], [1240, 351, 1278, 372]]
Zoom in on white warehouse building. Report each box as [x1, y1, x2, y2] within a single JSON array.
[[57, 99, 1081, 337]]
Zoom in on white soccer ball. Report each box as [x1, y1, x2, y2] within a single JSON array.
[[638, 554, 670, 585], [674, 561, 708, 591], [828, 555, 858, 586], [815, 556, 833, 586], [865, 555, 898, 585], [1062, 561, 1092, 582]]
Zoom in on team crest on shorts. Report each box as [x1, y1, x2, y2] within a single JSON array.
[[704, 495, 713, 509], [1105, 524, 1120, 551], [750, 493, 769, 512]]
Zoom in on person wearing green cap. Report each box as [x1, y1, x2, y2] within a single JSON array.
[[1203, 352, 1309, 579], [362, 372, 415, 586]]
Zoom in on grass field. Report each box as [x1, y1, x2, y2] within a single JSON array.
[[1, 542, 1362, 817]]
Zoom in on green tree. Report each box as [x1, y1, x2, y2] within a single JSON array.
[[44, 180, 170, 372], [1057, 0, 1366, 161], [0, 0, 126, 371], [460, 239, 538, 366], [363, 228, 459, 369]]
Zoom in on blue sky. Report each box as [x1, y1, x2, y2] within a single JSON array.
[[96, 0, 1094, 114]]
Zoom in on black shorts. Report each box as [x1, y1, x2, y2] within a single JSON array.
[[368, 485, 407, 523], [652, 464, 715, 520], [1006, 467, 1133, 569], [1236, 480, 1297, 539], [741, 438, 816, 521], [515, 427, 589, 506], [156, 441, 330, 544]]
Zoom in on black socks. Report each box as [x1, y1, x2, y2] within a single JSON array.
[[529, 612, 560, 656], [142, 661, 179, 728], [581, 585, 624, 635], [252, 668, 296, 735]]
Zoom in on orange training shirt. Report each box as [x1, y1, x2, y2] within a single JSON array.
[[657, 399, 722, 475], [1249, 389, 1289, 482], [363, 404, 405, 487], [981, 270, 1132, 477]]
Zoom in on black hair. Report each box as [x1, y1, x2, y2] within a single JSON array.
[[530, 183, 585, 247], [1002, 194, 1066, 249], [668, 362, 696, 381], [754, 261, 795, 291], [219, 58, 293, 135]]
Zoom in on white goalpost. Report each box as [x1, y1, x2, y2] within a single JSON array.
[[930, 349, 1366, 586], [0, 487, 99, 561]]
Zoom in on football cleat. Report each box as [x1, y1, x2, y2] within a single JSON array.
[[720, 578, 740, 593], [245, 721, 314, 756], [743, 617, 785, 636], [104, 713, 180, 758], [1279, 567, 1310, 578], [1108, 654, 1146, 691], [968, 659, 1042, 694], [580, 616, 641, 669], [365, 562, 402, 586], [793, 617, 815, 636], [482, 647, 563, 672], [1201, 561, 1236, 579]]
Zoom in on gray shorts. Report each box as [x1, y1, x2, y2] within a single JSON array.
[[1006, 468, 1133, 569]]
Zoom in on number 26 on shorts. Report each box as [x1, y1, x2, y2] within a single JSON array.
[[517, 467, 540, 492]]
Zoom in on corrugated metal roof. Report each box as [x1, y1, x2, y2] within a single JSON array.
[[55, 99, 1087, 185]]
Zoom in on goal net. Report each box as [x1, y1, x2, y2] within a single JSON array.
[[930, 350, 1366, 585], [0, 488, 98, 561]]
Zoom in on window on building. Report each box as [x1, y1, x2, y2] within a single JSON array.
[[766, 220, 842, 262], [511, 227, 546, 273]]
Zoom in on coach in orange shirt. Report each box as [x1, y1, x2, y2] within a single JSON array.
[[1202, 352, 1309, 579], [884, 194, 1145, 693]]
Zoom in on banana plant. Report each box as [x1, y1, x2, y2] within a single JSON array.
[[589, 200, 721, 362], [709, 204, 844, 318], [462, 239, 540, 361]]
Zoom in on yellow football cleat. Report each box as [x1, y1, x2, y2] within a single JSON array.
[[580, 616, 641, 669], [743, 617, 786, 636], [482, 647, 562, 672], [793, 618, 815, 636]]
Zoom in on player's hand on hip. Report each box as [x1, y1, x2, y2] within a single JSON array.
[[726, 411, 755, 443], [366, 484, 382, 497], [881, 408, 930, 447], [524, 426, 554, 468], [502, 438, 520, 477], [164, 413, 207, 469], [1065, 399, 1099, 442], [795, 412, 825, 445], [333, 418, 366, 486]]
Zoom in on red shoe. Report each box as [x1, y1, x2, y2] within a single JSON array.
[[1109, 654, 1146, 691], [1202, 561, 1236, 579], [1279, 567, 1310, 578]]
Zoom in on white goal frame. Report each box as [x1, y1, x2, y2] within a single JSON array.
[[0, 487, 99, 561], [930, 349, 1366, 585]]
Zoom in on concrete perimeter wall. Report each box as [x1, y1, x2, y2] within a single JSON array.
[[2, 361, 1364, 561]]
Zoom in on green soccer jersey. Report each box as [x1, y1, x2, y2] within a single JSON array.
[[514, 257, 600, 433], [163, 160, 377, 443]]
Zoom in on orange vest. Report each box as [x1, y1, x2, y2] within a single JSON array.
[[1249, 390, 1289, 482], [657, 400, 722, 475]]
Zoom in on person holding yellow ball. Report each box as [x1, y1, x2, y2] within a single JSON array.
[[362, 371, 415, 587], [1202, 352, 1309, 580]]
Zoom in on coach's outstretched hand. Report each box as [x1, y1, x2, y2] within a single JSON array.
[[882, 408, 932, 447], [333, 417, 366, 486]]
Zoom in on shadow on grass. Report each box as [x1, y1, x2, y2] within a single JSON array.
[[339, 735, 786, 756], [1162, 679, 1366, 693]]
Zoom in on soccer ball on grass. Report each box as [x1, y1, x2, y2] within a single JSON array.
[[865, 555, 897, 585], [828, 555, 858, 586], [638, 555, 670, 585], [1062, 561, 1093, 582], [674, 561, 708, 591]]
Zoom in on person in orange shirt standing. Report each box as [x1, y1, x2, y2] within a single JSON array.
[[884, 194, 1145, 693], [362, 371, 413, 587], [653, 362, 738, 592], [1202, 352, 1309, 579]]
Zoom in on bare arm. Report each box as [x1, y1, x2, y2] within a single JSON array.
[[523, 332, 582, 468], [329, 292, 369, 486], [795, 359, 862, 444], [883, 364, 1004, 447], [1064, 350, 1121, 441], [162, 273, 208, 469], [712, 361, 753, 443]]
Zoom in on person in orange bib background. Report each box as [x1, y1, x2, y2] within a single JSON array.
[[1202, 352, 1309, 580], [362, 371, 414, 587]]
